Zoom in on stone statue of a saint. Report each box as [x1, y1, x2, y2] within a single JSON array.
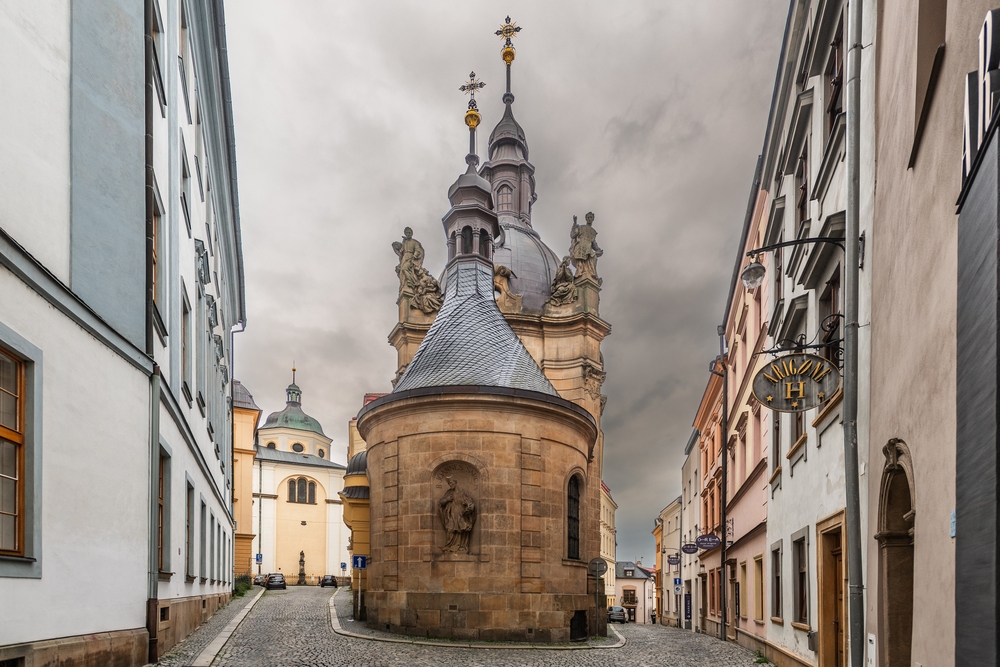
[[493, 264, 522, 312], [546, 256, 578, 306], [393, 227, 442, 314], [569, 212, 603, 283], [438, 476, 476, 553], [297, 550, 306, 585]]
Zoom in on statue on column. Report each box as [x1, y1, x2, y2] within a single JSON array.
[[546, 256, 578, 306], [569, 212, 603, 283], [438, 476, 477, 553], [297, 550, 306, 585], [393, 227, 442, 314]]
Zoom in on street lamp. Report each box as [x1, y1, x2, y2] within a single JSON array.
[[739, 236, 845, 291], [740, 256, 766, 291]]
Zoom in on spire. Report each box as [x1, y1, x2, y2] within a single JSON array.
[[286, 362, 301, 404], [459, 71, 485, 168], [495, 16, 521, 105]]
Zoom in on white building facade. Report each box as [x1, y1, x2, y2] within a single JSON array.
[[0, 1, 245, 664], [251, 381, 350, 583], [600, 481, 617, 605], [680, 429, 702, 632], [615, 561, 654, 624]]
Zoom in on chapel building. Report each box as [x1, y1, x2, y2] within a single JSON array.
[[351, 20, 612, 642], [249, 376, 350, 584]]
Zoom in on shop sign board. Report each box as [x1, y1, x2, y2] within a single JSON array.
[[667, 555, 680, 566], [752, 353, 841, 413], [681, 543, 699, 555], [695, 534, 721, 550]]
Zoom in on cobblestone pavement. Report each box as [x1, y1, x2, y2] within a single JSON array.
[[209, 586, 760, 667], [151, 589, 261, 667]]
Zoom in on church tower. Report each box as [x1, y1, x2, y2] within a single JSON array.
[[357, 62, 603, 642]]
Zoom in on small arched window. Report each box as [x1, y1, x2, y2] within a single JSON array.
[[292, 443, 304, 453], [479, 229, 491, 259], [308, 482, 316, 504], [297, 478, 307, 503], [497, 185, 513, 212], [449, 231, 457, 260], [288, 479, 296, 502], [266, 442, 276, 449], [461, 226, 473, 255], [318, 449, 325, 459], [568, 475, 581, 560]]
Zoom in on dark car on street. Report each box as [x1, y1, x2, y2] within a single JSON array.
[[266, 573, 287, 590], [320, 575, 338, 588], [607, 606, 627, 623]]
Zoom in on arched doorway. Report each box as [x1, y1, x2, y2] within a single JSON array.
[[876, 439, 914, 667]]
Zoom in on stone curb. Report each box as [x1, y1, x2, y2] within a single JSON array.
[[327, 589, 626, 651], [190, 586, 267, 666]]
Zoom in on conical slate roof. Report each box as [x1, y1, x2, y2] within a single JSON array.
[[392, 258, 557, 395]]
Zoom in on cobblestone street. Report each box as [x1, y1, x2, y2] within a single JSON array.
[[159, 586, 763, 667]]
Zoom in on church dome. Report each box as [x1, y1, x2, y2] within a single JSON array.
[[493, 225, 560, 311], [261, 382, 326, 436]]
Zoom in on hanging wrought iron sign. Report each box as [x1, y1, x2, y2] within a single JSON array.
[[681, 543, 699, 555], [752, 352, 841, 413]]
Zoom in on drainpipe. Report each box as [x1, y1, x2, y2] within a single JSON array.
[[717, 327, 729, 644], [146, 366, 161, 661], [257, 455, 263, 575], [844, 0, 865, 664]]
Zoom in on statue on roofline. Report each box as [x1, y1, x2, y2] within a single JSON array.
[[547, 256, 578, 307], [569, 212, 603, 284], [393, 227, 442, 314]]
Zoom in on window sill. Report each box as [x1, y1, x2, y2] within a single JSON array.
[[562, 558, 587, 568], [791, 621, 811, 632], [158, 570, 173, 581], [812, 386, 843, 427], [754, 619, 765, 625], [0, 554, 35, 563], [152, 304, 168, 346], [786, 434, 807, 460], [200, 577, 207, 584], [186, 575, 196, 583], [769, 466, 782, 485], [770, 616, 784, 625], [181, 382, 193, 406]]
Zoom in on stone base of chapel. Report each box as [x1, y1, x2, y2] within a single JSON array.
[[365, 591, 606, 643]]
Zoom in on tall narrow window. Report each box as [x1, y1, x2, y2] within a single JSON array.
[[795, 146, 809, 226], [200, 501, 207, 579], [793, 536, 809, 624], [288, 479, 296, 502], [182, 292, 192, 398], [825, 18, 844, 134], [0, 349, 23, 555], [210, 516, 216, 581], [772, 544, 782, 619], [181, 152, 192, 235], [308, 482, 316, 504], [774, 236, 784, 303], [794, 411, 805, 443], [152, 204, 162, 309], [819, 268, 842, 364], [754, 555, 764, 621], [185, 484, 194, 578], [157, 455, 166, 571], [479, 229, 491, 259], [461, 226, 473, 255], [497, 185, 513, 212], [297, 478, 307, 504], [567, 475, 581, 560]]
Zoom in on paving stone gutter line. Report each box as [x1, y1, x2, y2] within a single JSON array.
[[189, 586, 267, 666], [327, 588, 627, 650]]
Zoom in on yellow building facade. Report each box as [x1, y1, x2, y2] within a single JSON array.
[[232, 382, 262, 576]]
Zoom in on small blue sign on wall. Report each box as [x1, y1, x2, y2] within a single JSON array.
[[352, 555, 368, 570], [341, 562, 347, 570]]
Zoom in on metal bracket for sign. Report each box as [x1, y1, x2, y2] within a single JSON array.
[[753, 314, 845, 369], [745, 236, 846, 258]]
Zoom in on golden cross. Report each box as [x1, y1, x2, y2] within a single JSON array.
[[495, 15, 521, 46]]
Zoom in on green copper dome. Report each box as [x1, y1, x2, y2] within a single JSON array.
[[261, 382, 325, 436]]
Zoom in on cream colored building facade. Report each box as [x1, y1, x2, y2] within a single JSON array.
[[600, 481, 617, 605], [250, 380, 350, 583], [654, 498, 681, 626], [232, 382, 261, 575]]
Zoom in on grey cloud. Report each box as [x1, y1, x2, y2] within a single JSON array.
[[225, 0, 788, 567]]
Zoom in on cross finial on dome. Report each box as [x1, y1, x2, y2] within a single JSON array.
[[460, 71, 485, 167], [495, 16, 521, 103], [292, 360, 296, 384]]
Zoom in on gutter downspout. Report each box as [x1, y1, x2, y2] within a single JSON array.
[[844, 0, 865, 664], [146, 367, 161, 661], [719, 335, 729, 644], [257, 454, 262, 575]]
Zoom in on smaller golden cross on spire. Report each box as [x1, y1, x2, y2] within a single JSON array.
[[496, 15, 521, 47], [459, 71, 486, 108]]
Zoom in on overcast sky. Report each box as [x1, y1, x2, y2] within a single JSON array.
[[226, 1, 788, 567]]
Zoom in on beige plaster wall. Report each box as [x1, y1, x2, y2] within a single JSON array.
[[275, 475, 328, 583], [867, 1, 986, 664]]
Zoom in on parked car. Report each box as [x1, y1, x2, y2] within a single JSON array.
[[320, 575, 338, 588], [266, 573, 287, 590], [253, 574, 266, 586], [607, 606, 627, 623]]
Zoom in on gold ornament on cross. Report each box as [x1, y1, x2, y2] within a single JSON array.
[[496, 15, 521, 65]]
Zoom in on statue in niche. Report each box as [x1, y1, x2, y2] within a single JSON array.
[[494, 264, 522, 312], [569, 212, 603, 283], [438, 476, 477, 553], [298, 550, 306, 585], [393, 227, 442, 314], [547, 256, 578, 306]]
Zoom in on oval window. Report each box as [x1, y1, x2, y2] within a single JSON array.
[[292, 443, 304, 453], [266, 442, 276, 449], [318, 449, 325, 459]]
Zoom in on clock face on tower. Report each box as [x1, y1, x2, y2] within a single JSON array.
[[752, 353, 841, 413]]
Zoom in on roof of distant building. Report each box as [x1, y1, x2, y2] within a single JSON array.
[[232, 381, 260, 411], [615, 561, 651, 579], [254, 445, 345, 470]]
